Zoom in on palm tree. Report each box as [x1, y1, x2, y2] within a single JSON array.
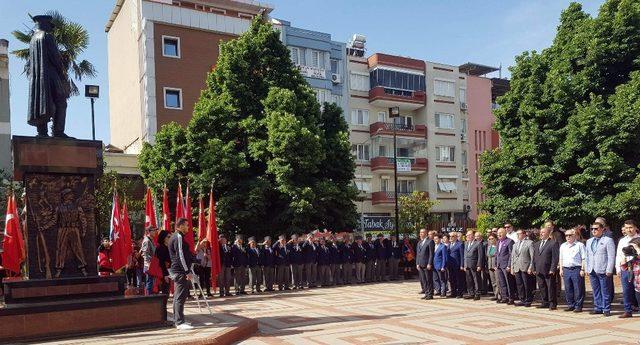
[[11, 11, 96, 96]]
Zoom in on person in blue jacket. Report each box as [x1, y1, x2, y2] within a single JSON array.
[[448, 232, 465, 298], [328, 238, 340, 286], [433, 233, 448, 297], [273, 235, 291, 291], [231, 234, 249, 296], [339, 237, 354, 285], [364, 234, 376, 283], [261, 236, 275, 292], [288, 234, 305, 290], [302, 234, 318, 288]]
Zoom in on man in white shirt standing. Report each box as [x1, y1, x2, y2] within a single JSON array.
[[617, 220, 640, 318], [505, 223, 518, 242], [559, 228, 586, 312]]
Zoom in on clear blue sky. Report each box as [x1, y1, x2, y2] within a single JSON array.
[[0, 0, 603, 144]]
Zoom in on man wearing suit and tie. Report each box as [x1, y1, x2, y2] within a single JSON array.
[[448, 232, 465, 298], [511, 229, 535, 307], [464, 231, 484, 300], [416, 228, 435, 299], [433, 233, 448, 297], [532, 226, 560, 310], [586, 222, 616, 316], [496, 228, 517, 304]]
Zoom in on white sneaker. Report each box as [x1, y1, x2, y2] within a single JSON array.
[[176, 323, 194, 330]]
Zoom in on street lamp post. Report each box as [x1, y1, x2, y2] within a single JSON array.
[[85, 85, 100, 140], [389, 106, 400, 240]]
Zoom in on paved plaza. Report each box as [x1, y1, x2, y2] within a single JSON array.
[[26, 279, 640, 345]]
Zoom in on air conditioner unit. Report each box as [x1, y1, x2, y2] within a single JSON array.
[[331, 73, 342, 84]]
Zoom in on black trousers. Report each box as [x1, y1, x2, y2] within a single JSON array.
[[172, 273, 189, 326], [536, 272, 557, 306], [515, 271, 534, 303], [448, 267, 465, 296], [418, 266, 433, 297], [497, 267, 517, 301], [465, 268, 481, 297]]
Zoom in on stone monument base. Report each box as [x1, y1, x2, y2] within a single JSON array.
[[0, 276, 168, 342]]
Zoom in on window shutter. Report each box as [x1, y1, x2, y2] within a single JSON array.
[[436, 147, 442, 161], [450, 147, 455, 162], [435, 113, 441, 127]]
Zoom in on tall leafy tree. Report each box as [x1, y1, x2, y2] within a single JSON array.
[[12, 10, 96, 96], [480, 0, 640, 231], [139, 17, 357, 238]]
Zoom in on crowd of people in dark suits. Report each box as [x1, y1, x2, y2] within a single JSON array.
[[210, 232, 417, 297], [414, 218, 640, 319]]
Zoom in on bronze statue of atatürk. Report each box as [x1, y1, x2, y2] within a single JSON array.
[[27, 15, 71, 138]]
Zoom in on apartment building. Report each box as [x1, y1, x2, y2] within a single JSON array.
[[347, 37, 503, 231], [271, 19, 347, 113], [0, 39, 11, 174], [459, 63, 509, 220], [106, 0, 273, 153]]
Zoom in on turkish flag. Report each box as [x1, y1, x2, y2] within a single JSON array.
[[184, 184, 195, 254], [121, 200, 133, 258], [144, 188, 157, 229], [1, 192, 25, 275], [197, 195, 207, 242], [162, 186, 171, 232], [110, 193, 127, 272], [175, 183, 185, 226], [206, 190, 221, 288]]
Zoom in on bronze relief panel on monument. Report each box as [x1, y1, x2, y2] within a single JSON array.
[[25, 174, 97, 279]]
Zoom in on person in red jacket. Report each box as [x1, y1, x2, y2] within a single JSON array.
[[98, 238, 113, 276]]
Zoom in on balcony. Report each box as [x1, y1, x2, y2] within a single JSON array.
[[369, 86, 426, 110], [370, 156, 428, 175], [370, 122, 427, 139], [371, 191, 411, 206]]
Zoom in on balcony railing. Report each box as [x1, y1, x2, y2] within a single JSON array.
[[369, 86, 426, 106], [370, 156, 428, 172], [371, 191, 413, 205], [370, 122, 427, 138]]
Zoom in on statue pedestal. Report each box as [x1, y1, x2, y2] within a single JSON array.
[[13, 135, 103, 279], [1, 137, 168, 342]]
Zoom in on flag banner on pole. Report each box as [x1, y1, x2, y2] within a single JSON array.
[[121, 200, 133, 258], [206, 190, 221, 289], [110, 192, 127, 272], [144, 187, 157, 229], [1, 192, 25, 275], [162, 186, 171, 232], [198, 195, 207, 242], [184, 183, 195, 253], [175, 182, 185, 227]]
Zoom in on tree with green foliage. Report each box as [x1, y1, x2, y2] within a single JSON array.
[[139, 17, 358, 239], [12, 10, 96, 96], [398, 191, 438, 236], [480, 0, 640, 231]]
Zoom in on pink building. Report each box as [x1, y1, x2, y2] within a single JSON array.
[[459, 63, 509, 220]]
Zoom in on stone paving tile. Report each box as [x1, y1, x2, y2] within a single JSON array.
[[214, 280, 640, 345]]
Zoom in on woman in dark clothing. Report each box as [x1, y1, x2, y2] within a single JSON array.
[[155, 230, 172, 294]]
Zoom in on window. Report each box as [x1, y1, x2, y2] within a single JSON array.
[[314, 89, 330, 105], [350, 72, 370, 91], [461, 118, 467, 134], [461, 150, 468, 167], [378, 145, 387, 157], [377, 112, 386, 123], [238, 13, 253, 19], [436, 146, 455, 162], [289, 47, 300, 65], [381, 178, 389, 192], [352, 144, 370, 161], [395, 116, 413, 127], [330, 59, 339, 74], [355, 180, 371, 192], [437, 181, 457, 193], [398, 180, 415, 194], [162, 36, 180, 58], [397, 147, 410, 157], [435, 113, 455, 129], [460, 88, 467, 103], [351, 109, 369, 125], [209, 7, 226, 14], [164, 88, 182, 109], [434, 79, 455, 97], [311, 50, 324, 68], [370, 68, 425, 92]]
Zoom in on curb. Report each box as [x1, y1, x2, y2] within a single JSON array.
[[170, 316, 258, 345]]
